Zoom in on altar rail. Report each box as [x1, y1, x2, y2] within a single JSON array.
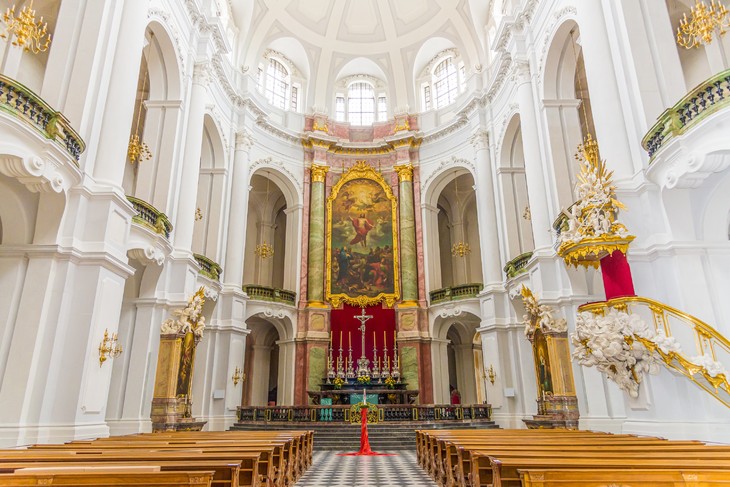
[[429, 283, 483, 304], [0, 74, 85, 162], [237, 404, 492, 423], [642, 68, 730, 158]]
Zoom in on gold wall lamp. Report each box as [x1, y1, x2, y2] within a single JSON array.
[[232, 366, 245, 386], [487, 364, 496, 385], [98, 329, 123, 367]]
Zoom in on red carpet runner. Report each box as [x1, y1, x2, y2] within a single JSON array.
[[337, 407, 396, 456]]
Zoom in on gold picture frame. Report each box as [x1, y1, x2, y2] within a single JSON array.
[[325, 161, 400, 308]]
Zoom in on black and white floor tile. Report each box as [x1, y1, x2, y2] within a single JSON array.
[[296, 450, 436, 486]]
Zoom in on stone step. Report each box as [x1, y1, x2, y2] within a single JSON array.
[[230, 420, 499, 450]]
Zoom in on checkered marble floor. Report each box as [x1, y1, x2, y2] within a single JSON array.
[[295, 450, 437, 486]]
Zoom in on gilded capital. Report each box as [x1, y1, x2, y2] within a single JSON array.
[[394, 164, 414, 182], [310, 164, 329, 183]]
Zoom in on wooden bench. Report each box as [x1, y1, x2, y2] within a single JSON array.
[[519, 468, 730, 486], [477, 454, 730, 487], [0, 468, 214, 486]]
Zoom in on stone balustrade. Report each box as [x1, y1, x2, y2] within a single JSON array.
[[0, 74, 85, 163], [193, 253, 223, 281], [127, 196, 173, 239], [643, 68, 730, 159], [242, 284, 297, 305], [503, 251, 534, 279], [429, 283, 483, 304]]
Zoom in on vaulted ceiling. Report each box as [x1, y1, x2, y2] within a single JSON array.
[[229, 0, 489, 112]]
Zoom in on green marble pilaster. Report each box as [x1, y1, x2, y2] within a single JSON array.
[[307, 347, 326, 400], [307, 165, 328, 306], [400, 346, 419, 389], [395, 164, 418, 305]]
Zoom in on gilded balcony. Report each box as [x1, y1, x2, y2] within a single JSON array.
[[127, 196, 173, 239], [194, 253, 222, 282], [503, 251, 533, 279], [243, 285, 297, 305], [429, 283, 483, 304], [643, 68, 730, 159], [0, 74, 85, 163]]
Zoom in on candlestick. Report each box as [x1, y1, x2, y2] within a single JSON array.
[[330, 331, 332, 346], [349, 331, 351, 349], [373, 331, 376, 348], [384, 330, 386, 349], [340, 330, 342, 349]]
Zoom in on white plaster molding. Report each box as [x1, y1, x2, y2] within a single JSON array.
[[263, 307, 287, 319], [537, 6, 578, 80], [249, 156, 303, 192], [235, 129, 255, 152], [0, 155, 65, 193], [422, 156, 476, 191], [437, 303, 463, 319], [128, 246, 165, 266], [147, 7, 188, 80]]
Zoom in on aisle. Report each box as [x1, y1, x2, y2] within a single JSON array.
[[295, 450, 437, 486]]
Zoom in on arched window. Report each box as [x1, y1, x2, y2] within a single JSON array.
[[347, 82, 375, 126], [433, 57, 459, 109], [265, 58, 290, 110]]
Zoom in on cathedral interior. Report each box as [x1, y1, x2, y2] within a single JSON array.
[[0, 0, 729, 484]]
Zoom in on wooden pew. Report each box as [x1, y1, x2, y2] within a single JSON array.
[[476, 454, 730, 487], [0, 452, 259, 487], [0, 468, 215, 486], [0, 461, 239, 487], [519, 468, 730, 486]]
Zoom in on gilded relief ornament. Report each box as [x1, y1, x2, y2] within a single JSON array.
[[520, 285, 567, 339], [160, 287, 206, 340], [557, 135, 635, 268]]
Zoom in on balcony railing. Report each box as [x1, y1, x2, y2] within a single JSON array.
[[194, 253, 222, 282], [429, 283, 483, 304], [643, 68, 730, 159], [127, 196, 173, 239], [0, 74, 85, 163], [580, 296, 730, 409], [242, 284, 297, 305], [503, 251, 533, 279]]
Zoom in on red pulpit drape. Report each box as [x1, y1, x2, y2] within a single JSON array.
[[600, 250, 636, 300]]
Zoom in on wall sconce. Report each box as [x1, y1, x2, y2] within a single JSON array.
[[98, 329, 123, 367], [487, 364, 496, 385], [232, 366, 245, 386]]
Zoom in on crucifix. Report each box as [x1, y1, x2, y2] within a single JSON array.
[[354, 307, 374, 376]]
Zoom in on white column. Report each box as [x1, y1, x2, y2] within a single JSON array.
[[422, 204, 442, 291], [90, 0, 148, 186], [223, 131, 254, 287], [283, 205, 303, 292], [577, 0, 638, 178], [276, 339, 296, 406], [174, 63, 210, 252], [470, 130, 503, 286], [513, 60, 553, 250]]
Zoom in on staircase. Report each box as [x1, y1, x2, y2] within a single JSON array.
[[231, 420, 499, 451], [579, 297, 730, 408]]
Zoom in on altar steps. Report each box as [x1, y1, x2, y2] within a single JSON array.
[[230, 420, 499, 451]]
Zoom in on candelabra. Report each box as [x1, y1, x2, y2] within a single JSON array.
[[326, 343, 335, 384], [392, 339, 401, 383], [381, 344, 390, 379], [231, 366, 244, 386], [371, 344, 380, 380], [677, 0, 730, 49], [346, 346, 355, 379], [336, 345, 345, 379]]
